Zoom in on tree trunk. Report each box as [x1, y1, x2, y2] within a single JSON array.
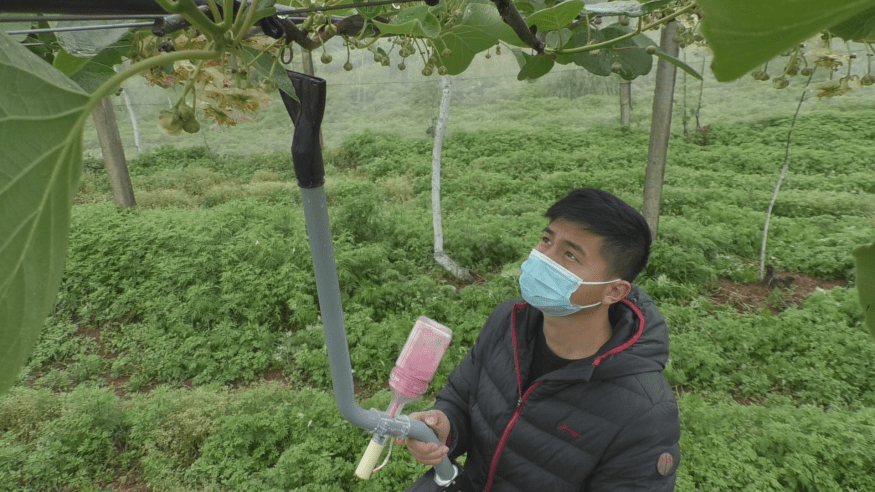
[[759, 71, 814, 279], [619, 78, 632, 127], [642, 20, 679, 240], [92, 96, 136, 208], [432, 76, 474, 283]]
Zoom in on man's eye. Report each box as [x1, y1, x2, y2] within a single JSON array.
[[541, 237, 551, 244], [565, 251, 577, 261]]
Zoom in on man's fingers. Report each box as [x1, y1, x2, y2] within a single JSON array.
[[419, 447, 449, 465]]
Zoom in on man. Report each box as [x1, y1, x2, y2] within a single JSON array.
[[399, 188, 681, 491]]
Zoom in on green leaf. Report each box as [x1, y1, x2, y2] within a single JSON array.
[[0, 32, 91, 396], [546, 28, 573, 49], [356, 3, 385, 20], [698, 0, 875, 81], [584, 0, 672, 17], [513, 49, 555, 80], [605, 26, 652, 80], [434, 3, 520, 75], [4, 22, 33, 43], [240, 47, 297, 101], [70, 60, 117, 94], [53, 49, 90, 76], [527, 0, 585, 33], [572, 28, 612, 76], [651, 47, 703, 80], [55, 20, 131, 57], [516, 0, 537, 16], [372, 6, 442, 38], [572, 25, 652, 79], [828, 5, 875, 41], [853, 242, 875, 339], [52, 40, 130, 93]]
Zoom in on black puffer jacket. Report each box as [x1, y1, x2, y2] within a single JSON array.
[[432, 286, 680, 492]]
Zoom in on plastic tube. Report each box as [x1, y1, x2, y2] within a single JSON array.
[[299, 186, 457, 485]]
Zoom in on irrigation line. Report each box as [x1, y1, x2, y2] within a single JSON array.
[[0, 14, 163, 22], [5, 22, 153, 35]]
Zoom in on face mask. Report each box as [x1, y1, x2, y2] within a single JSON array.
[[519, 249, 620, 317]]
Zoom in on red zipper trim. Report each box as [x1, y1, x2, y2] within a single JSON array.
[[511, 303, 527, 403], [482, 381, 542, 492], [483, 303, 539, 492], [593, 298, 646, 367]]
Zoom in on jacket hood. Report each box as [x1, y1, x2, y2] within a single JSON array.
[[515, 285, 670, 382], [593, 284, 670, 379]]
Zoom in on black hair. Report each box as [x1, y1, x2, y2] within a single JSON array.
[[545, 188, 651, 282]]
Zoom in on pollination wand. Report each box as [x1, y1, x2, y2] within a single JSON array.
[[280, 70, 460, 488]]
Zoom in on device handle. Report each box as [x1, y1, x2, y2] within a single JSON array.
[[354, 437, 387, 480]]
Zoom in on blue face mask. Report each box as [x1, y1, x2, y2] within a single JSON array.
[[519, 249, 621, 317]]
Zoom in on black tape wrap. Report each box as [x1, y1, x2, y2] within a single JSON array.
[[258, 16, 285, 39], [280, 71, 327, 189]]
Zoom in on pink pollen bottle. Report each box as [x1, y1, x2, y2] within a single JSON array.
[[355, 316, 453, 480], [388, 316, 453, 416]]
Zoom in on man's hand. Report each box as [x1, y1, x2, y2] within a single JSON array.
[[397, 410, 450, 466]]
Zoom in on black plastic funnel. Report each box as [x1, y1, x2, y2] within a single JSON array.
[[280, 71, 327, 189]]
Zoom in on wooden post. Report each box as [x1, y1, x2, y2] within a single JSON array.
[[642, 21, 679, 240], [92, 96, 136, 208], [619, 78, 632, 127]]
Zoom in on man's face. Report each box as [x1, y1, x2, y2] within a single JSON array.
[[535, 218, 615, 308]]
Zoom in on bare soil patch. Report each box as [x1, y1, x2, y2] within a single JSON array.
[[710, 271, 847, 315]]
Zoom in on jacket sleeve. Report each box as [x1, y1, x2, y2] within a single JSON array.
[[430, 346, 478, 460], [430, 301, 513, 459], [587, 399, 681, 492]]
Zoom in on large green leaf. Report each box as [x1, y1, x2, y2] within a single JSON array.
[[356, 3, 385, 20], [56, 20, 131, 57], [829, 5, 875, 41], [53, 48, 90, 76], [526, 0, 585, 33], [572, 28, 612, 75], [433, 3, 521, 75], [4, 22, 33, 43], [52, 34, 131, 93], [698, 0, 875, 81], [512, 49, 555, 80], [372, 6, 442, 38], [0, 32, 90, 395], [72, 41, 131, 93], [572, 25, 652, 79], [853, 242, 875, 339], [546, 28, 574, 50]]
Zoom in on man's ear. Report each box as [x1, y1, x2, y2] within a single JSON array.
[[604, 280, 632, 306]]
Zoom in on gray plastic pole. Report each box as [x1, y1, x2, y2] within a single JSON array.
[[299, 186, 457, 485]]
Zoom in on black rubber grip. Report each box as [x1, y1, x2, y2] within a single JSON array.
[[280, 71, 327, 189]]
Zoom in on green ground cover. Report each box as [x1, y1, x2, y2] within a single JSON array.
[[4, 64, 875, 490]]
